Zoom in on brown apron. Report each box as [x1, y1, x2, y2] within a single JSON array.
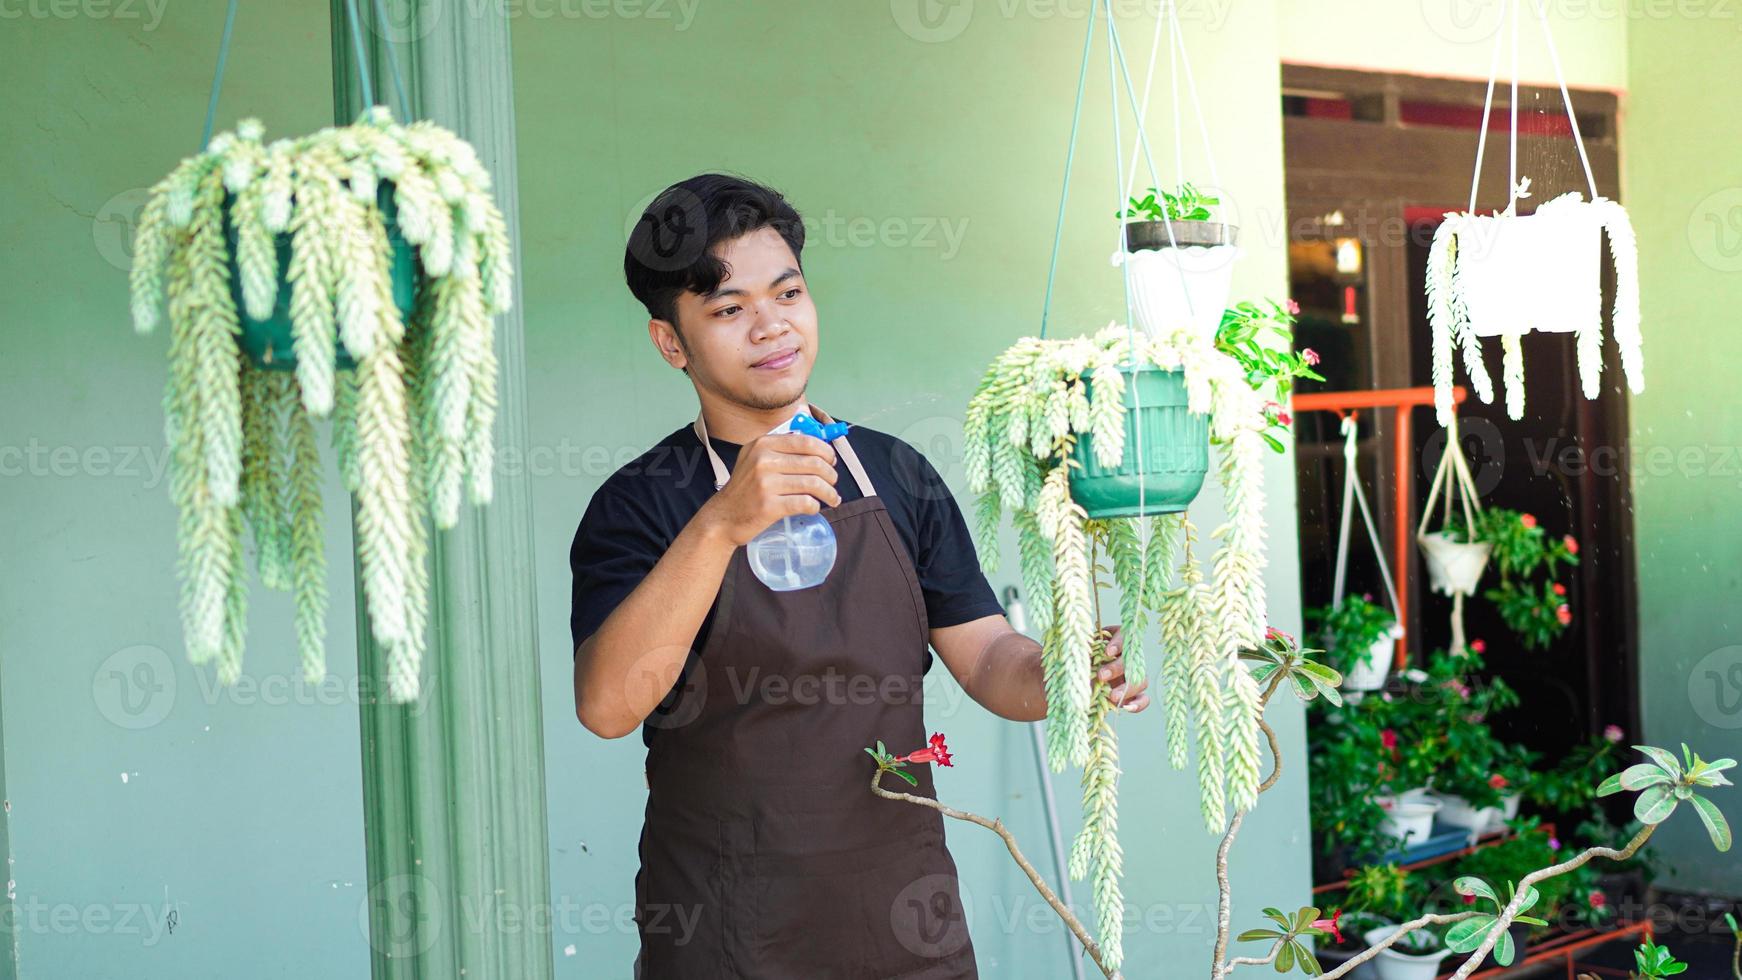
[[632, 405, 978, 980]]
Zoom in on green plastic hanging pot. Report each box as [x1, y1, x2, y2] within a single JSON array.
[[224, 181, 419, 371], [1069, 365, 1209, 518]]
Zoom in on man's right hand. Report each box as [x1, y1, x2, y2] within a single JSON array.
[[699, 431, 842, 547]]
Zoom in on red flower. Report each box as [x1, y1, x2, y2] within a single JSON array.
[[1520, 513, 1538, 529], [1556, 605, 1573, 625], [1470, 639, 1486, 654], [1380, 729, 1398, 751], [1285, 298, 1301, 315], [1462, 893, 1478, 905], [1266, 626, 1296, 646], [1302, 347, 1321, 366], [1552, 582, 1567, 596], [1277, 412, 1294, 426], [1588, 890, 1607, 910], [1563, 535, 1579, 555], [1312, 909, 1344, 945], [895, 732, 954, 768], [1489, 773, 1509, 790]]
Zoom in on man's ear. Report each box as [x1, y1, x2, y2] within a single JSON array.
[[648, 318, 688, 371]]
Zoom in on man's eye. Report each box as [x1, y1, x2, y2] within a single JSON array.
[[713, 306, 740, 318], [780, 287, 803, 300]]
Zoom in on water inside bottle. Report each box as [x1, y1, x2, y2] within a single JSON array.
[[746, 513, 837, 592]]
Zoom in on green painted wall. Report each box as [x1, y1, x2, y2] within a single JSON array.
[[1277, 0, 1627, 89], [0, 4, 373, 978], [510, 2, 1311, 974], [1623, 7, 1742, 898]]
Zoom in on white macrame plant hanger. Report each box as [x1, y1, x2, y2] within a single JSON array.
[[1416, 419, 1492, 655], [1329, 416, 1405, 694], [1425, 0, 1643, 427]]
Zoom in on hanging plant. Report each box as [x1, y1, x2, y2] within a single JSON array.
[[128, 107, 513, 701], [1427, 181, 1642, 424], [966, 321, 1283, 821], [1114, 182, 1241, 344]]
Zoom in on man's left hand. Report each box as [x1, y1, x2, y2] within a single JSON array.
[[1097, 624, 1151, 713]]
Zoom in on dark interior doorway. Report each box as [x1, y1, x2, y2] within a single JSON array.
[[1280, 64, 1640, 758]]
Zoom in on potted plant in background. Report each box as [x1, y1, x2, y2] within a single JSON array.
[[129, 108, 513, 701], [1316, 863, 1428, 978], [1363, 921, 1454, 980], [1421, 648, 1534, 838], [1115, 182, 1240, 342], [1310, 593, 1402, 693], [1474, 509, 1580, 650]]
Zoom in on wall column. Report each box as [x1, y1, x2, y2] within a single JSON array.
[[332, 2, 554, 977]]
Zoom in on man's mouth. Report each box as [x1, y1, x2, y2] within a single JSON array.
[[752, 347, 800, 370]]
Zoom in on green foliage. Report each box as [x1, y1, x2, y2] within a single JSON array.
[[1527, 728, 1629, 815], [1239, 627, 1341, 706], [1236, 906, 1327, 976], [1632, 939, 1689, 978], [1445, 876, 1549, 967], [864, 741, 921, 787], [131, 109, 510, 700], [1597, 744, 1735, 850], [1444, 507, 1579, 649], [1214, 300, 1323, 453], [1343, 863, 1424, 922], [1448, 818, 1593, 935], [1117, 182, 1219, 222], [1306, 594, 1398, 677]]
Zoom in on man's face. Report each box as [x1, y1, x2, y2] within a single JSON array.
[[653, 226, 819, 412]]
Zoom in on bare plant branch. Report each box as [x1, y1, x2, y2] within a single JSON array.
[[870, 769, 1123, 980]]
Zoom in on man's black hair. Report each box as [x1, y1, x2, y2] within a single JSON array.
[[623, 173, 807, 335]]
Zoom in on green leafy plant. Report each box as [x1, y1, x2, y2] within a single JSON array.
[[1237, 906, 1331, 975], [129, 108, 511, 701], [1725, 911, 1739, 980], [1631, 939, 1688, 978], [1598, 744, 1735, 850], [1117, 182, 1219, 222], [1241, 627, 1341, 705], [1448, 819, 1588, 935], [1446, 508, 1579, 649], [1215, 300, 1324, 452], [1307, 594, 1399, 677], [1528, 725, 1629, 814], [1446, 876, 1549, 966]]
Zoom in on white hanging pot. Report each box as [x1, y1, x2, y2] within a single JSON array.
[[1376, 793, 1442, 847], [1417, 531, 1492, 597], [1454, 196, 1602, 337], [1116, 220, 1239, 343], [1339, 633, 1396, 693], [1364, 925, 1453, 980], [1430, 792, 1503, 840]]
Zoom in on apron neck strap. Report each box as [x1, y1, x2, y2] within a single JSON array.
[[693, 403, 878, 498]]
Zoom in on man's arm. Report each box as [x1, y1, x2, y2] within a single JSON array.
[[928, 615, 1150, 722], [573, 431, 842, 739]]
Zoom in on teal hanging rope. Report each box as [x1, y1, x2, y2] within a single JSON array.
[[198, 0, 413, 153], [370, 0, 414, 120], [197, 0, 240, 150], [1039, 0, 1099, 340]]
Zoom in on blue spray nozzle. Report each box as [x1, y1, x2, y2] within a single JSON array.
[[788, 412, 850, 443]]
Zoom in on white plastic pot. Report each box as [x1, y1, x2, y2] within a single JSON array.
[[1117, 243, 1239, 343], [1376, 793, 1443, 847], [1418, 531, 1493, 597], [1363, 925, 1453, 980], [1455, 201, 1602, 337], [1502, 792, 1521, 822], [1432, 792, 1501, 841], [1340, 634, 1395, 693]]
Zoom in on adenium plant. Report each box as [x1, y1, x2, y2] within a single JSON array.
[[1117, 182, 1220, 222]]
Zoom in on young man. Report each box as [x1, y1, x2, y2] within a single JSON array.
[[571, 173, 1150, 978]]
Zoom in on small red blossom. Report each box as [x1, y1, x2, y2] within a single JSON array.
[[1470, 639, 1487, 654], [1302, 347, 1321, 366], [1265, 626, 1296, 646], [1277, 411, 1293, 426], [1380, 729, 1399, 751], [1603, 724, 1625, 743], [1588, 890, 1607, 910], [895, 732, 954, 768], [1563, 535, 1579, 555], [1462, 893, 1478, 905], [1285, 298, 1301, 316], [1312, 909, 1344, 945], [1488, 773, 1509, 790], [1552, 582, 1567, 596], [1520, 513, 1538, 529], [1556, 605, 1573, 625]]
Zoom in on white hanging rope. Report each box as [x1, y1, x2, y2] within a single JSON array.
[[1330, 416, 1404, 625], [1529, 0, 1600, 198]]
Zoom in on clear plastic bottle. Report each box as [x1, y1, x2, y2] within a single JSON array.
[[745, 413, 846, 592]]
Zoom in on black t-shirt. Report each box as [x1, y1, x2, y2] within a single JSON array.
[[569, 418, 1005, 745]]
